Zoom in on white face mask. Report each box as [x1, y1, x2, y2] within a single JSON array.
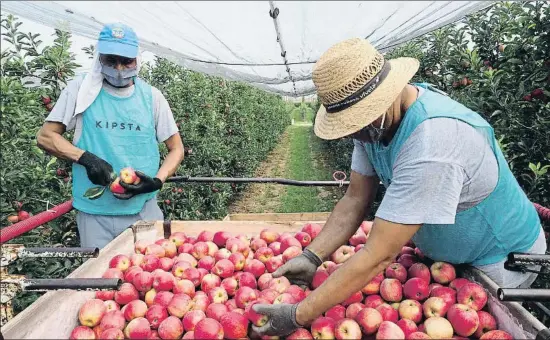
[[101, 64, 138, 87]]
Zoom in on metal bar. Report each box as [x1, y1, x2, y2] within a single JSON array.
[[166, 176, 350, 187], [497, 288, 550, 302], [508, 252, 550, 266], [18, 247, 99, 259], [22, 278, 121, 292]]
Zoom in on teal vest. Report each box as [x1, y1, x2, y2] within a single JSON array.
[[363, 84, 540, 266], [72, 78, 160, 215]]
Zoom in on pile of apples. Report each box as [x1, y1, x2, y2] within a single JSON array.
[[70, 222, 513, 340]]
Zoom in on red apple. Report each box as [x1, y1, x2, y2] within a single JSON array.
[[326, 304, 346, 321], [135, 240, 150, 254], [311, 317, 336, 339], [385, 263, 408, 283], [153, 271, 175, 291], [181, 268, 201, 286], [335, 318, 362, 340], [287, 328, 314, 340], [130, 254, 145, 267], [302, 223, 322, 239], [101, 328, 124, 339], [183, 310, 206, 331], [220, 311, 249, 339], [140, 255, 160, 272], [376, 303, 398, 323], [295, 232, 312, 248], [178, 243, 193, 254], [364, 295, 384, 309], [167, 294, 194, 318], [246, 300, 269, 327], [449, 278, 470, 291], [331, 245, 355, 264], [286, 285, 307, 302], [145, 244, 165, 258], [408, 332, 431, 339], [133, 272, 154, 292], [182, 331, 194, 339], [397, 254, 417, 269], [344, 302, 364, 319], [282, 246, 302, 263], [376, 321, 405, 340], [430, 262, 456, 285], [251, 238, 268, 252], [172, 279, 194, 297], [268, 276, 290, 294], [398, 299, 422, 323], [222, 277, 239, 297], [228, 252, 246, 271], [124, 300, 148, 321], [312, 270, 330, 289], [429, 283, 443, 293], [104, 300, 120, 312], [404, 277, 430, 301], [447, 303, 480, 337], [349, 229, 368, 246], [342, 291, 363, 306], [424, 316, 453, 339], [479, 330, 513, 340], [156, 239, 177, 258], [157, 316, 183, 339], [209, 286, 229, 304], [235, 286, 258, 309], [258, 273, 273, 290], [380, 279, 403, 302], [191, 242, 209, 260], [169, 232, 187, 247], [430, 286, 457, 307], [197, 256, 215, 271], [244, 258, 266, 278], [474, 311, 497, 338], [197, 230, 214, 242], [226, 238, 249, 256], [362, 273, 384, 295], [269, 242, 282, 256], [124, 317, 151, 339], [114, 283, 139, 306], [396, 318, 418, 338], [423, 296, 450, 318], [159, 257, 174, 272], [70, 326, 96, 340], [176, 253, 198, 267], [214, 248, 232, 262], [414, 248, 425, 260], [109, 255, 131, 272], [146, 305, 168, 330], [408, 263, 431, 283], [457, 283, 487, 311], [260, 289, 279, 304], [273, 292, 297, 304], [144, 289, 157, 307], [206, 303, 229, 321], [354, 307, 382, 335], [153, 291, 174, 308], [236, 271, 258, 290], [100, 310, 125, 330], [255, 247, 274, 264], [260, 229, 280, 244], [192, 293, 210, 312]]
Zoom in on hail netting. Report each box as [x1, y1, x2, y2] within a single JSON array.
[[1, 1, 492, 97]]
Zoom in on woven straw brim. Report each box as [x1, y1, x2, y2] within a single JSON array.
[[314, 57, 420, 140]]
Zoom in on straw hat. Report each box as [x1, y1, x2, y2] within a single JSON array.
[[313, 38, 419, 140]]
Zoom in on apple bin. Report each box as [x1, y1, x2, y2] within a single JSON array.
[[1, 214, 547, 339]]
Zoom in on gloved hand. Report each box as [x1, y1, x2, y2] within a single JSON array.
[[113, 170, 163, 200], [77, 151, 115, 186], [251, 303, 301, 337], [272, 249, 322, 287]]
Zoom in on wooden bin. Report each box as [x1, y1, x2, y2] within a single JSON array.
[[2, 218, 547, 339]]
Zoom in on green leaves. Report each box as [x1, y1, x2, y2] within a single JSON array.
[[83, 186, 106, 200]]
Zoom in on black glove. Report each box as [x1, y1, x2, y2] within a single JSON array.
[[113, 170, 163, 200], [251, 303, 302, 337], [77, 151, 115, 186], [272, 249, 322, 287]]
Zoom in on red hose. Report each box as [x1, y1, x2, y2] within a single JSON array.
[[1, 200, 74, 243], [534, 203, 550, 222]]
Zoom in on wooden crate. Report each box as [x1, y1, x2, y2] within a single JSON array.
[[222, 212, 331, 222], [2, 218, 547, 339]]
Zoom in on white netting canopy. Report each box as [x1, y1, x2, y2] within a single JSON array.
[[2, 1, 491, 97]]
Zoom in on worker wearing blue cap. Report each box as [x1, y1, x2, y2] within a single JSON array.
[[37, 23, 184, 248]]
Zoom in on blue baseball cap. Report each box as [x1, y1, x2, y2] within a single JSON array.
[[97, 23, 139, 58]]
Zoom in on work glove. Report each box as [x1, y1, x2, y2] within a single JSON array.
[[272, 249, 322, 287], [113, 171, 163, 200], [251, 303, 301, 337], [77, 151, 115, 186]]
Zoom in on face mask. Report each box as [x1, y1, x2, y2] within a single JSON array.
[[101, 64, 138, 87]]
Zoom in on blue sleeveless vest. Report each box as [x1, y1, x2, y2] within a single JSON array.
[[72, 78, 160, 215], [363, 84, 540, 266]]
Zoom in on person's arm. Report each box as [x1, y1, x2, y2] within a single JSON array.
[[155, 133, 184, 183], [36, 122, 85, 161], [295, 219, 421, 325], [307, 170, 379, 260]]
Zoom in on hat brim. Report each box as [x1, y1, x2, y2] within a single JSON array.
[[314, 57, 420, 140], [98, 40, 138, 58]]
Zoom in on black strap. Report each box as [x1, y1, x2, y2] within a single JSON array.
[[326, 61, 391, 113]]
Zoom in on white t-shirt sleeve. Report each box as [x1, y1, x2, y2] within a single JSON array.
[[151, 87, 179, 143], [375, 119, 466, 225], [45, 76, 84, 131], [351, 139, 377, 177]]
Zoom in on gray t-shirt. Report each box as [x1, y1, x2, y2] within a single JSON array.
[[46, 75, 179, 144], [351, 89, 499, 225]]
